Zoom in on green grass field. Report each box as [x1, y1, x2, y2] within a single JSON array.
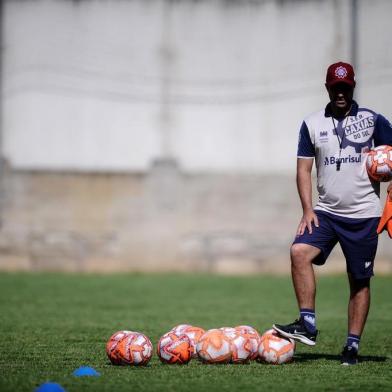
[[0, 273, 391, 392]]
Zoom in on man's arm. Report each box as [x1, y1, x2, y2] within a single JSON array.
[[296, 158, 319, 235]]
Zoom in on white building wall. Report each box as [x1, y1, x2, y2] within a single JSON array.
[[2, 0, 392, 173]]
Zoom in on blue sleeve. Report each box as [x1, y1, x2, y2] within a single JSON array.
[[297, 121, 315, 157], [374, 114, 392, 146]]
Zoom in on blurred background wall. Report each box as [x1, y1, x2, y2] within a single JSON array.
[[0, 0, 391, 273]]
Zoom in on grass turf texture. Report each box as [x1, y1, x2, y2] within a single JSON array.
[[0, 273, 391, 392]]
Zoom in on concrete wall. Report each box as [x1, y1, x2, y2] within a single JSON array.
[[0, 168, 391, 274], [3, 0, 392, 173], [1, 0, 391, 273]]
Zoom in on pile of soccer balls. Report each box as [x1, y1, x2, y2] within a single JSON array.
[[106, 324, 295, 366]]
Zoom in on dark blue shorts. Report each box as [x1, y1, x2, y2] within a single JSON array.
[[293, 210, 380, 279]]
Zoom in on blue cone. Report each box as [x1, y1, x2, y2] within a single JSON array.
[[73, 366, 100, 377], [35, 383, 66, 392]]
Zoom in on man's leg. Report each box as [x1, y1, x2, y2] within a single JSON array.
[[347, 274, 370, 336], [273, 211, 337, 345], [337, 215, 378, 365], [273, 243, 321, 345], [290, 243, 321, 310], [341, 274, 371, 365]]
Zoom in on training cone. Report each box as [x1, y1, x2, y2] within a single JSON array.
[[35, 383, 66, 392], [73, 366, 100, 377]]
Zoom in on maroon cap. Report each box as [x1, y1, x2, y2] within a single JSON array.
[[326, 62, 356, 87]]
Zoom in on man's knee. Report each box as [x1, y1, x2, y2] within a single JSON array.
[[349, 276, 371, 294], [290, 243, 319, 266]]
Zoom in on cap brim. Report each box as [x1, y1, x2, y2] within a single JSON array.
[[326, 79, 355, 87]]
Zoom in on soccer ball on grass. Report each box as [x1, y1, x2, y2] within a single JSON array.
[[106, 331, 153, 366], [234, 325, 261, 361], [196, 329, 232, 364], [258, 329, 295, 364], [157, 331, 193, 364], [106, 330, 133, 365]]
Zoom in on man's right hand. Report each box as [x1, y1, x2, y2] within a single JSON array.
[[296, 210, 319, 236]]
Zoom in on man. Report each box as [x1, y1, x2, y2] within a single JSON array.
[[273, 62, 392, 365]]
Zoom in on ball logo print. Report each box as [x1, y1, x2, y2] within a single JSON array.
[[335, 66, 348, 79]]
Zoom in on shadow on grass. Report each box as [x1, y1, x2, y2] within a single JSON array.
[[295, 353, 388, 363]]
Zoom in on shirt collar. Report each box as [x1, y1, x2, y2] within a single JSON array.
[[324, 100, 359, 118]]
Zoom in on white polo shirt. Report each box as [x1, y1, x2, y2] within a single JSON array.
[[297, 101, 392, 218]]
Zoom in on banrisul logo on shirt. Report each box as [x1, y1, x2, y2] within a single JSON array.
[[324, 155, 361, 166], [334, 112, 375, 153]]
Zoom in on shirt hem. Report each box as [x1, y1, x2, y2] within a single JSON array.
[[314, 207, 381, 219]]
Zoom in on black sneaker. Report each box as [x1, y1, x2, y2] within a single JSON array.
[[273, 319, 318, 346], [341, 345, 358, 365]]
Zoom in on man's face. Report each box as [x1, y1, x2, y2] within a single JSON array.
[[326, 82, 355, 112]]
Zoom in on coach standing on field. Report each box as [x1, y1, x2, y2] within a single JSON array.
[[273, 62, 392, 365]]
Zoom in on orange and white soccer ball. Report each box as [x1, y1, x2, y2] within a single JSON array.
[[366, 145, 392, 182], [219, 326, 260, 363], [219, 327, 249, 363], [258, 329, 295, 365], [196, 329, 232, 364], [171, 324, 205, 358], [234, 325, 261, 360], [106, 330, 133, 365], [157, 331, 193, 364], [108, 331, 153, 366]]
